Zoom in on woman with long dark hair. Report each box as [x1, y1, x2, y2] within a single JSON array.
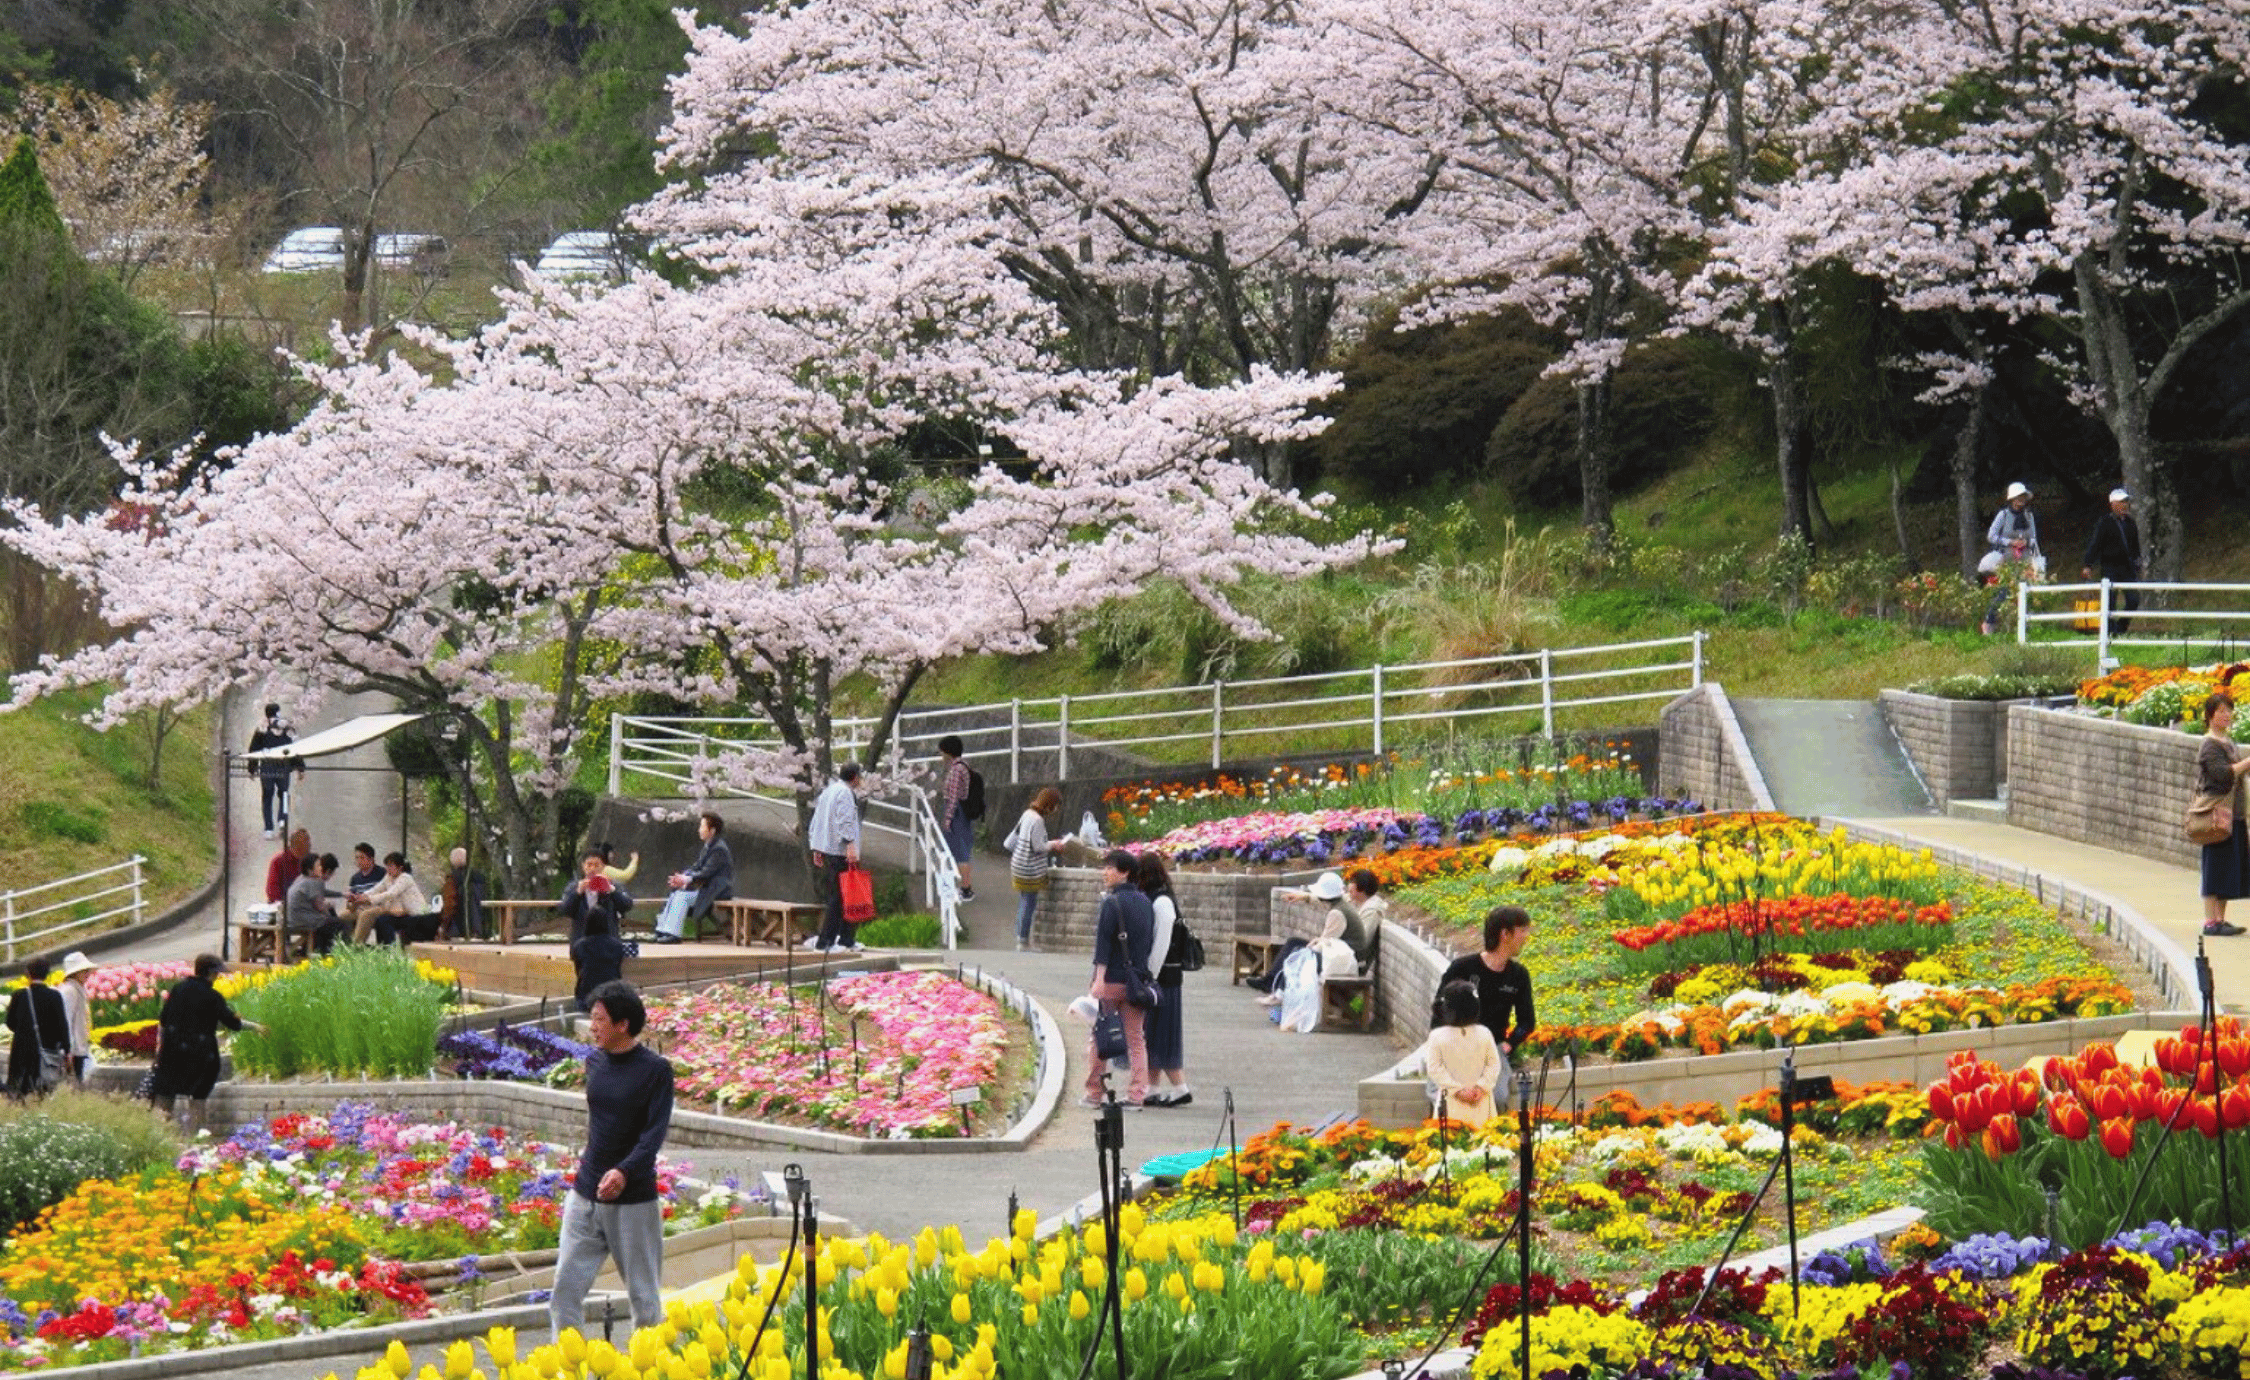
[[1136, 851, 1192, 1107], [1008, 787, 1067, 950], [2197, 691, 2250, 937]]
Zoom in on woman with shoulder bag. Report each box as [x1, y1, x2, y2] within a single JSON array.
[[1136, 852, 1193, 1107], [3, 956, 69, 1098], [1008, 787, 1067, 951], [2197, 691, 2250, 937]]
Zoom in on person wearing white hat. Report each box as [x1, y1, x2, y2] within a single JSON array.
[[1257, 870, 1371, 1007], [57, 952, 96, 1086], [2081, 487, 2145, 637], [1981, 481, 2045, 634]]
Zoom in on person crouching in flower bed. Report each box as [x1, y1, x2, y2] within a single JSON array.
[[1419, 979, 1502, 1127]]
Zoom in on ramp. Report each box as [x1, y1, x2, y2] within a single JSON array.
[[1730, 699, 1936, 818]]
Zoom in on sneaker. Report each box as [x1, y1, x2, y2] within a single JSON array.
[[1014, 939, 1028, 951], [1256, 993, 1282, 1008], [1077, 1095, 1105, 1108], [263, 829, 276, 840], [1143, 1090, 1175, 1107], [2206, 920, 2247, 937], [958, 887, 976, 901], [846, 941, 865, 952], [1166, 1091, 1193, 1108]]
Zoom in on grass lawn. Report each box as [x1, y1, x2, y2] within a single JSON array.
[[0, 688, 215, 935]]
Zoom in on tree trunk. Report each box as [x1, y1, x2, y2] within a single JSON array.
[[1951, 391, 1986, 581], [1766, 321, 1814, 544], [1889, 457, 1915, 572], [1576, 372, 1615, 548], [2073, 257, 2173, 580]]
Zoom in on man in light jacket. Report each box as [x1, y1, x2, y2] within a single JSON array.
[[808, 764, 863, 952]]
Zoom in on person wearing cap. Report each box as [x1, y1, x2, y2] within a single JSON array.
[[1255, 870, 1371, 1009], [2081, 487, 2145, 636], [245, 702, 302, 839], [151, 953, 265, 1134], [57, 952, 96, 1086], [1082, 848, 1155, 1107]]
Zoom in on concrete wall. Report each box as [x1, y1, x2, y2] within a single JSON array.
[[2004, 706, 2203, 869], [1030, 866, 1324, 953], [1878, 691, 2046, 805], [1358, 1011, 2186, 1130], [1658, 685, 1775, 812]]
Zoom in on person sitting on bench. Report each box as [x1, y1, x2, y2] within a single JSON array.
[[658, 812, 733, 942], [346, 852, 430, 945]]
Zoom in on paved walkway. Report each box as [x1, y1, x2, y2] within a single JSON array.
[[1846, 814, 2250, 1013], [141, 691, 415, 964], [1734, 698, 1936, 817]]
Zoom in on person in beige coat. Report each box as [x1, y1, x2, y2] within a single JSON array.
[[1420, 980, 1503, 1127]]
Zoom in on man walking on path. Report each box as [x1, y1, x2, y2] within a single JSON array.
[[2081, 487, 2146, 638], [550, 981, 674, 1339], [808, 764, 863, 952], [245, 703, 302, 839]]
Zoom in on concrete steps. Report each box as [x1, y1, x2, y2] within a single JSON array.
[[1731, 699, 1936, 818]]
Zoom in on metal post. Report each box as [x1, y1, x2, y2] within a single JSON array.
[[1691, 631, 1705, 688], [1370, 663, 1385, 757], [1211, 681, 1224, 770], [607, 714, 623, 797], [1539, 648, 1555, 737], [3, 893, 13, 963], [2098, 579, 2113, 670], [1057, 695, 1072, 781], [131, 855, 146, 927], [1009, 700, 1022, 784], [2016, 579, 2028, 644]]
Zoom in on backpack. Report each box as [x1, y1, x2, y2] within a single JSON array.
[[1164, 915, 1206, 974], [963, 766, 986, 821]]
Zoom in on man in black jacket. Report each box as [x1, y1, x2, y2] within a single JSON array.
[[1440, 905, 1537, 1062], [3, 956, 68, 1098], [661, 812, 734, 940], [2081, 487, 2145, 638], [549, 981, 673, 1336]]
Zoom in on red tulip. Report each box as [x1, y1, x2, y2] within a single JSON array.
[[1957, 1086, 1995, 1135], [2047, 1099, 2091, 1141], [1982, 1114, 2021, 1159], [2010, 1072, 2041, 1116], [1928, 1083, 1956, 1122], [2091, 1082, 2129, 1123], [2082, 1043, 2120, 1077], [2192, 1098, 2222, 1139], [2153, 1088, 2188, 1126], [1944, 1124, 1965, 1152], [2218, 1038, 2249, 1081], [2100, 1117, 2136, 1159], [2222, 1085, 2250, 1131], [2155, 1039, 2189, 1076]]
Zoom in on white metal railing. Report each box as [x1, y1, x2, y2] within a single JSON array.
[[903, 786, 963, 949], [2, 857, 147, 961], [607, 632, 1705, 794], [2016, 581, 2250, 669]]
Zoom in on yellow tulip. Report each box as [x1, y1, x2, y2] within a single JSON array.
[[1299, 1260, 1326, 1294], [1162, 1272, 1187, 1301], [876, 1287, 899, 1318], [1012, 1209, 1037, 1241], [929, 1335, 953, 1363], [1069, 1291, 1091, 1321], [559, 1332, 587, 1369], [915, 1227, 940, 1267], [882, 1342, 907, 1380], [1192, 1262, 1224, 1294], [386, 1342, 415, 1378], [1080, 1256, 1107, 1290], [447, 1341, 477, 1380], [486, 1329, 519, 1371], [1124, 1269, 1148, 1302], [1082, 1222, 1105, 1257], [951, 1292, 973, 1325], [1020, 1303, 1038, 1327]]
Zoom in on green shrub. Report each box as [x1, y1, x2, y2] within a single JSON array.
[[230, 946, 451, 1079], [0, 1091, 178, 1227], [1485, 337, 1720, 506], [18, 800, 106, 844], [1907, 673, 2082, 701], [854, 914, 944, 948]]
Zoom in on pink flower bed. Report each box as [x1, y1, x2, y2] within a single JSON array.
[[650, 970, 1010, 1139], [82, 961, 194, 1025], [1134, 807, 1412, 858]]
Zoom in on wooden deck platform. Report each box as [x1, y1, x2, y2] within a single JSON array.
[[409, 938, 895, 1001]]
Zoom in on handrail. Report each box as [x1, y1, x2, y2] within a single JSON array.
[[2015, 580, 2250, 670], [2, 857, 147, 962], [609, 631, 1705, 792]]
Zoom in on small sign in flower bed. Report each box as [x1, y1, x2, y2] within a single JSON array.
[[0, 1103, 742, 1368], [447, 971, 1026, 1139], [1392, 814, 2138, 1061]]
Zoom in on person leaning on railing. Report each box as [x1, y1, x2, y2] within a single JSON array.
[[1007, 786, 1067, 951]]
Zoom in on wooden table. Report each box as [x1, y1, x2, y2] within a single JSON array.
[[1231, 934, 1284, 985], [488, 898, 561, 945], [235, 919, 312, 965], [718, 899, 825, 949]]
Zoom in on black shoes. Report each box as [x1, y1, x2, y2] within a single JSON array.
[[2205, 920, 2246, 937]]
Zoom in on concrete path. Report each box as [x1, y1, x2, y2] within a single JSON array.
[[1846, 814, 2250, 1014], [138, 690, 415, 964], [1734, 699, 1935, 817]]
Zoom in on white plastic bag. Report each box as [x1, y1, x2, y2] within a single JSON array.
[[1079, 810, 1106, 849], [1277, 948, 1322, 1034]]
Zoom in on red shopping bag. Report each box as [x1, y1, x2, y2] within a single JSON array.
[[839, 864, 877, 924]]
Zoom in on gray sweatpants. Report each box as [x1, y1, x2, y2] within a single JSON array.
[[549, 1191, 664, 1335]]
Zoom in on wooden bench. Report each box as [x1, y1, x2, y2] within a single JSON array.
[[1231, 934, 1284, 986], [489, 899, 563, 945], [1320, 941, 1382, 1032], [716, 899, 824, 949]]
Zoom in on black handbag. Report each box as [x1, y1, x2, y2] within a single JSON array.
[[1116, 920, 1160, 1010], [1093, 1009, 1128, 1061]]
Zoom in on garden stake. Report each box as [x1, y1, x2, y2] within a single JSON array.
[[1779, 1053, 1802, 1318], [1515, 1070, 1534, 1380], [2112, 934, 2221, 1241]]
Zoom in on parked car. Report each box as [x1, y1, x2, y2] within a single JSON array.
[[529, 230, 624, 282], [262, 226, 348, 273], [261, 227, 450, 275]]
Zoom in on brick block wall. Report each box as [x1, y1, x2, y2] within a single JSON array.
[[1879, 690, 1993, 806], [1658, 685, 1775, 812], [2005, 706, 2202, 868], [1031, 867, 1323, 953]]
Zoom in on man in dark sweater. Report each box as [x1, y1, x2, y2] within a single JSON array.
[[2080, 487, 2145, 637], [550, 981, 674, 1337], [1440, 905, 1536, 1060]]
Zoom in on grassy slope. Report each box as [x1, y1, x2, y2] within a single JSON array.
[[0, 689, 216, 928]]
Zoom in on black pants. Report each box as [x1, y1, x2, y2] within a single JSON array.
[[260, 775, 291, 832], [814, 852, 854, 948]]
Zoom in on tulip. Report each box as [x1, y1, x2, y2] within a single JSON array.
[[387, 1343, 414, 1379], [2010, 1072, 2040, 1116], [446, 1342, 476, 1380], [2046, 1098, 2090, 1141], [2219, 1037, 2250, 1081], [1069, 1290, 1091, 1321], [485, 1330, 518, 1371], [2091, 1082, 2129, 1123], [1927, 1084, 1956, 1122], [1981, 1114, 2020, 1159], [2100, 1117, 2136, 1159], [951, 1293, 972, 1325], [2223, 1085, 2250, 1131], [2193, 1098, 2222, 1139]]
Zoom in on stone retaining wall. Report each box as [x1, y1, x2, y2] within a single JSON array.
[[1031, 866, 1322, 953], [1878, 691, 2048, 805], [2005, 705, 2203, 868], [1658, 685, 1774, 811]]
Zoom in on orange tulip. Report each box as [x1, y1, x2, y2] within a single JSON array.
[[2047, 1099, 2090, 1141], [2100, 1117, 2136, 1160]]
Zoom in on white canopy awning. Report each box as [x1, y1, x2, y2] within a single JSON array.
[[241, 712, 424, 762]]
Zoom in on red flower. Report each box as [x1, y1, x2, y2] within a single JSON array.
[[2099, 1117, 2136, 1159], [2192, 1098, 2222, 1139], [2046, 1099, 2090, 1141], [1981, 1114, 2020, 1159], [2223, 1085, 2250, 1131], [1927, 1084, 1956, 1122]]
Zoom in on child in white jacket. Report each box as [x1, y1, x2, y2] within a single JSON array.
[[1419, 980, 1502, 1127]]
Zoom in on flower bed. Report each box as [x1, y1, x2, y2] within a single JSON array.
[[438, 1022, 592, 1082], [1392, 814, 2135, 1061], [2079, 659, 2250, 734], [648, 970, 1013, 1138], [0, 1103, 741, 1368], [231, 949, 460, 1080]]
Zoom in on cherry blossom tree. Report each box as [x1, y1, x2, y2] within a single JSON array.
[[4, 171, 1383, 888], [1301, 0, 1704, 542], [660, 0, 1442, 488]]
